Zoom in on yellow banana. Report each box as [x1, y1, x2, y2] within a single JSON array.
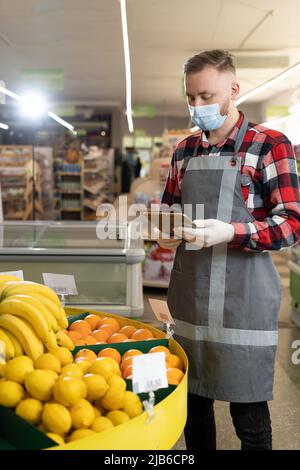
[[0, 281, 21, 296], [58, 307, 69, 329], [0, 275, 22, 284], [56, 330, 74, 351], [1, 328, 23, 356], [0, 328, 15, 360], [33, 294, 63, 323], [0, 314, 44, 360], [7, 294, 59, 333], [2, 281, 60, 306], [44, 329, 58, 351], [0, 298, 56, 349]]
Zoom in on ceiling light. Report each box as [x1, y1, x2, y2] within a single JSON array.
[[0, 84, 21, 101], [0, 122, 9, 130], [19, 93, 47, 118], [236, 61, 300, 105], [48, 111, 74, 132], [120, 0, 134, 133], [100, 131, 106, 136]]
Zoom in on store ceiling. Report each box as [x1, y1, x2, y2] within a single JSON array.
[[1, 0, 300, 118]]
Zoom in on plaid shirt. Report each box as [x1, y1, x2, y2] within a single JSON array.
[[161, 112, 300, 251]]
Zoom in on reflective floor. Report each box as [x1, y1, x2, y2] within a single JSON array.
[[142, 250, 300, 450]]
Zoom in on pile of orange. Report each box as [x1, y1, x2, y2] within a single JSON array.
[[65, 315, 156, 347]]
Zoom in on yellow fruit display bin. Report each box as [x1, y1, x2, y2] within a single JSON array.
[[0, 308, 188, 450]]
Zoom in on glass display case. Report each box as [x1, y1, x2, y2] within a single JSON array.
[[0, 221, 145, 317]]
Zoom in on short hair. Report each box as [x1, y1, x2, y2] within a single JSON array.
[[183, 49, 235, 75]]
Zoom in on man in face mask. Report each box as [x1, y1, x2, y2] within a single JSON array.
[[158, 50, 300, 450]]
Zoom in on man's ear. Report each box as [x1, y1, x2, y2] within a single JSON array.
[[231, 80, 240, 100]]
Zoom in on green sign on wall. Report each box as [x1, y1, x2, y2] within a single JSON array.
[[266, 105, 289, 118], [21, 68, 64, 91], [132, 105, 156, 118]]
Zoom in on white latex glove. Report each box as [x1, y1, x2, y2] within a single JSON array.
[[175, 219, 234, 248]]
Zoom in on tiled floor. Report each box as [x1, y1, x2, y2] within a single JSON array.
[[142, 249, 300, 450]]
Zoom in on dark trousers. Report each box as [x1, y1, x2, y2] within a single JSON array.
[[184, 393, 272, 450]]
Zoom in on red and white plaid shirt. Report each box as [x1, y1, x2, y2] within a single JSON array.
[[161, 112, 300, 251]]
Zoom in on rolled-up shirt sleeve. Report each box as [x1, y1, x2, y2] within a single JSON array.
[[229, 140, 300, 251]]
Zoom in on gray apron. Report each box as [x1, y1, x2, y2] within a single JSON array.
[[167, 118, 281, 402]]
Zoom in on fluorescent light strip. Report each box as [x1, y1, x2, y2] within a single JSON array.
[[120, 0, 134, 133], [0, 85, 22, 101], [48, 112, 74, 132], [0, 122, 9, 130], [236, 61, 300, 105]]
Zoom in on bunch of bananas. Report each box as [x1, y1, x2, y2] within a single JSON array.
[[0, 275, 74, 361]]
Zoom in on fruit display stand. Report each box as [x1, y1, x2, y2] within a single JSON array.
[[0, 308, 188, 450]]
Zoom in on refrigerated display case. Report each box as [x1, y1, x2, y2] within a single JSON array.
[[0, 221, 144, 317]]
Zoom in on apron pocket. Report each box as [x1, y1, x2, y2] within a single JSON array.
[[167, 268, 210, 325]]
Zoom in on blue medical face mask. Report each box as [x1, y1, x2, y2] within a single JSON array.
[[188, 103, 227, 131]]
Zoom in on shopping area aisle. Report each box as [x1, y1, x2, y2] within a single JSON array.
[[142, 249, 300, 450]]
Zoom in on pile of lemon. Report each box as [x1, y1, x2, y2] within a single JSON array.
[[0, 346, 143, 446]]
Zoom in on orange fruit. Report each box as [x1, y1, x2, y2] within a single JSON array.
[[122, 349, 143, 361], [120, 356, 134, 372], [149, 346, 171, 356], [74, 349, 97, 363], [122, 364, 133, 379], [74, 339, 86, 346], [166, 354, 184, 371], [69, 320, 91, 338], [84, 314, 100, 330], [98, 348, 121, 364], [84, 335, 98, 345], [67, 330, 82, 342], [99, 324, 115, 338], [123, 339, 135, 342], [92, 329, 110, 342], [98, 317, 120, 333], [166, 368, 184, 385], [107, 333, 128, 344], [131, 328, 154, 341], [119, 325, 137, 338]]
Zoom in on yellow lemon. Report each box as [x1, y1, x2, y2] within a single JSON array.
[[0, 380, 24, 407], [4, 356, 34, 384], [53, 375, 87, 407], [121, 391, 143, 418], [93, 400, 106, 415], [74, 359, 91, 374], [0, 363, 6, 378], [93, 406, 101, 418], [46, 433, 65, 446], [106, 410, 130, 426], [37, 423, 47, 433], [48, 347, 73, 366], [91, 416, 114, 432], [60, 363, 83, 379], [34, 353, 61, 373], [107, 375, 126, 391], [69, 398, 95, 429], [101, 386, 126, 411], [15, 398, 43, 424], [83, 373, 109, 401], [67, 429, 96, 442], [89, 357, 121, 381], [25, 370, 56, 401], [42, 403, 72, 434]]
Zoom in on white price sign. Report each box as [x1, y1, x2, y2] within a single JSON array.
[[132, 352, 168, 394], [148, 298, 176, 325], [0, 270, 24, 280], [42, 273, 78, 296]]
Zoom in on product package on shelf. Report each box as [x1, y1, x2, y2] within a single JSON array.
[[34, 147, 55, 220], [0, 146, 34, 220], [83, 147, 115, 220]]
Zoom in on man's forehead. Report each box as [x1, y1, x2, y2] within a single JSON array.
[[185, 68, 234, 90]]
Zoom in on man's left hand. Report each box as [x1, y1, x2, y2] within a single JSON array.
[[175, 219, 235, 248]]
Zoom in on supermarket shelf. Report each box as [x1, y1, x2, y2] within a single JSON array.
[[60, 208, 82, 212], [143, 279, 169, 288], [59, 190, 82, 194], [58, 172, 81, 176]]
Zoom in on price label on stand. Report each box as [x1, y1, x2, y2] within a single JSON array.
[[132, 352, 168, 394], [148, 298, 176, 325], [0, 270, 24, 280], [42, 273, 78, 296]]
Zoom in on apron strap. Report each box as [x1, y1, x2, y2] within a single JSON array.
[[231, 116, 248, 166]]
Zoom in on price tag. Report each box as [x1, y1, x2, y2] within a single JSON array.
[[0, 270, 24, 281], [148, 298, 176, 325], [42, 273, 78, 296], [132, 352, 168, 394]]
